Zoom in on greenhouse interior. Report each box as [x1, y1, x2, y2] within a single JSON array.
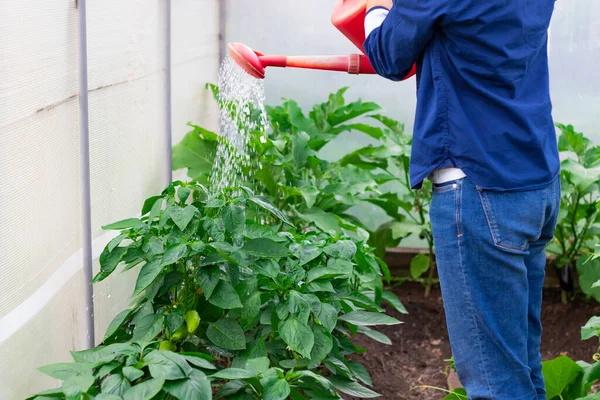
[[1, 0, 599, 399]]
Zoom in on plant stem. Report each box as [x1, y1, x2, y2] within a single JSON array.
[[424, 235, 436, 298]]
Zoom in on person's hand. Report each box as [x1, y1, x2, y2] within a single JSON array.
[[366, 0, 393, 11]]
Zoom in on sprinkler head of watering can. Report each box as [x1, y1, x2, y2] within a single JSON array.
[[228, 42, 265, 79]]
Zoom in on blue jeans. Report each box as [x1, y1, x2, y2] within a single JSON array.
[[430, 177, 560, 400]]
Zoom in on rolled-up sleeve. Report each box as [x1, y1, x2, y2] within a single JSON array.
[[364, 0, 452, 81]]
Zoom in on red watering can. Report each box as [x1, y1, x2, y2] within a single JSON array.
[[228, 0, 416, 80]]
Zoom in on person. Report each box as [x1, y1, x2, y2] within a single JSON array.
[[364, 0, 560, 399]]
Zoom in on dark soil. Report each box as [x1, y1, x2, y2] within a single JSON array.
[[350, 283, 600, 399]]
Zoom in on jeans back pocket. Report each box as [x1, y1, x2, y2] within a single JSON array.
[[476, 187, 546, 253]]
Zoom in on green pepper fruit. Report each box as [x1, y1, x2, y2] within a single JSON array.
[[171, 325, 188, 342], [185, 310, 201, 334], [159, 340, 177, 351]]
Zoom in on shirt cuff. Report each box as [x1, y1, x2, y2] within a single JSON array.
[[365, 7, 390, 38]]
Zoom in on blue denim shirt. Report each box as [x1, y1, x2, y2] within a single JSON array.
[[364, 0, 560, 191]]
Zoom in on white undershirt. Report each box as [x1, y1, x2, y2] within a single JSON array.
[[365, 8, 466, 184]]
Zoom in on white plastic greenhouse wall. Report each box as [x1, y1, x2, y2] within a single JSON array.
[[0, 1, 220, 398], [1, 0, 599, 399]]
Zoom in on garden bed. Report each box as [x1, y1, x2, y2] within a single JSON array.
[[350, 282, 600, 399]]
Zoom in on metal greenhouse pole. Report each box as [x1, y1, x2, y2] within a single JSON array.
[[77, 0, 95, 349]]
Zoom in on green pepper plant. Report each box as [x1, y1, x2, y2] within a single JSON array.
[[30, 182, 407, 400], [173, 86, 436, 294], [546, 124, 600, 302]]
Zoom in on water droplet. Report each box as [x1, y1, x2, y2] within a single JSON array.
[[210, 57, 267, 192]]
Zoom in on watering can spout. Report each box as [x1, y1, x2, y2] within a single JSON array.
[[228, 42, 376, 80]]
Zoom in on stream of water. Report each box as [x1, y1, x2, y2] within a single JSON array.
[[209, 57, 268, 192]]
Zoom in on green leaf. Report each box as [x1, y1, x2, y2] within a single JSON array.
[[307, 280, 336, 293], [245, 357, 270, 375], [207, 319, 246, 350], [97, 394, 123, 400], [557, 124, 592, 158], [310, 325, 333, 367], [208, 280, 243, 309], [370, 114, 405, 133], [343, 293, 383, 312], [172, 125, 218, 180], [338, 311, 401, 327], [132, 314, 164, 346], [101, 374, 130, 396], [142, 196, 163, 215], [279, 317, 314, 358], [241, 292, 262, 330], [410, 254, 430, 280], [169, 205, 197, 231], [578, 257, 600, 302], [331, 123, 384, 140], [215, 381, 246, 399], [299, 186, 320, 209], [38, 362, 93, 381], [162, 243, 188, 266], [196, 265, 221, 298], [443, 388, 468, 399], [181, 355, 217, 370], [561, 159, 600, 194], [108, 234, 127, 252], [242, 238, 290, 258], [123, 378, 165, 400], [27, 387, 64, 400], [104, 309, 133, 341], [576, 394, 600, 400], [177, 187, 191, 204], [307, 259, 353, 282], [317, 303, 338, 332], [248, 195, 293, 226], [211, 368, 257, 379], [122, 366, 144, 382], [288, 100, 319, 135], [253, 259, 280, 278], [145, 350, 192, 380], [142, 237, 164, 258], [133, 259, 164, 297], [61, 374, 95, 398], [296, 208, 341, 234], [290, 370, 336, 394], [224, 204, 245, 236], [542, 356, 584, 399], [263, 378, 291, 400], [577, 361, 600, 397], [92, 247, 128, 283], [71, 343, 136, 365], [382, 291, 408, 314], [148, 197, 164, 223], [287, 291, 311, 325], [164, 369, 212, 400], [348, 361, 372, 386], [95, 362, 122, 380], [102, 218, 143, 231], [327, 99, 381, 126], [377, 257, 391, 285], [582, 316, 600, 340], [327, 375, 380, 398], [291, 243, 323, 266], [324, 240, 357, 259], [356, 326, 392, 345]]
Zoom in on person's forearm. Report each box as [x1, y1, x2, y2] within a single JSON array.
[[366, 0, 392, 11]]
